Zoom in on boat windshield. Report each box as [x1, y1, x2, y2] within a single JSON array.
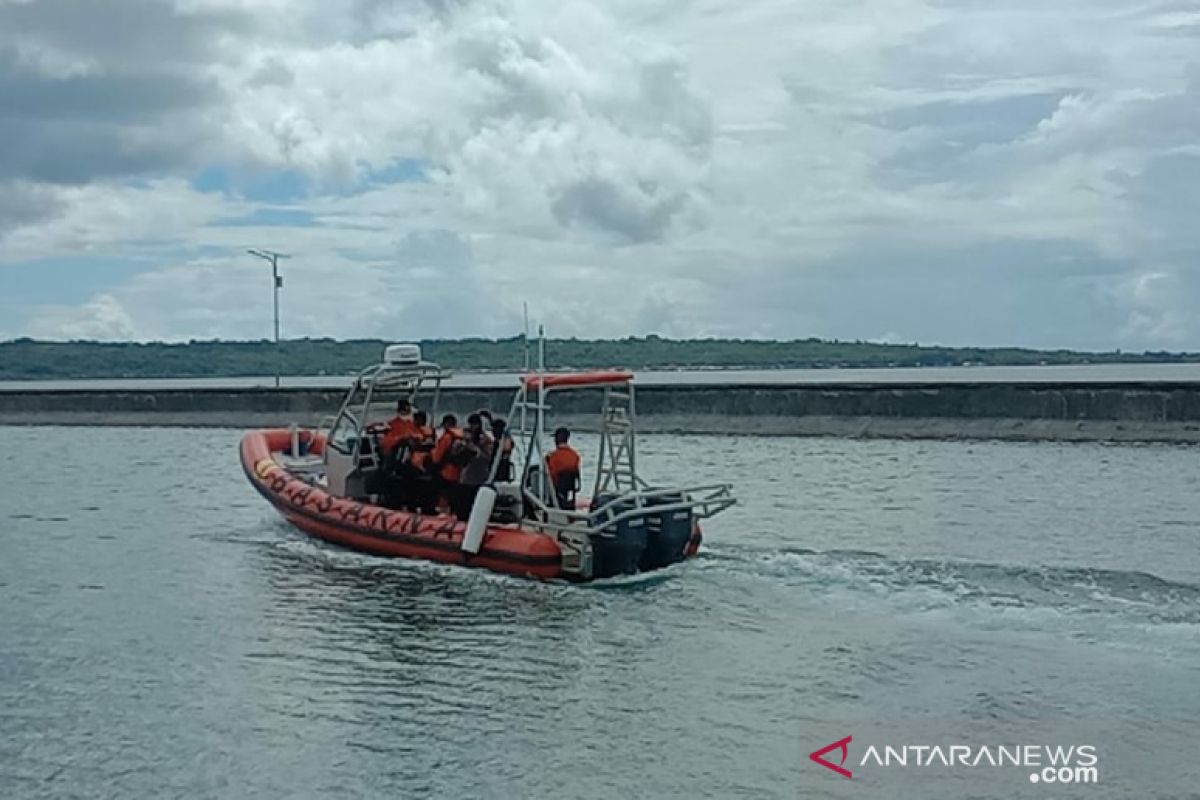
[[326, 362, 448, 458], [327, 411, 360, 454]]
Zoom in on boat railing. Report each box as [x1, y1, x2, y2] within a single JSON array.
[[586, 484, 737, 528], [520, 483, 736, 537]]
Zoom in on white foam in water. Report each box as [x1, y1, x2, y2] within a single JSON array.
[[695, 540, 1200, 654]]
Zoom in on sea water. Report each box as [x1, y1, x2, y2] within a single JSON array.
[[2, 427, 1198, 798]]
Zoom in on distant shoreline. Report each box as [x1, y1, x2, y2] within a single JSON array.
[[3, 337, 1198, 382], [6, 380, 1200, 443]]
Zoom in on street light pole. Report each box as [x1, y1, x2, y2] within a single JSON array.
[[247, 248, 289, 388]]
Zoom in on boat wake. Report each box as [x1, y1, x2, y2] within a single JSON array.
[[697, 544, 1200, 628], [248, 515, 1200, 643]]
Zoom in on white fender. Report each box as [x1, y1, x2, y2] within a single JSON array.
[[462, 486, 497, 554]]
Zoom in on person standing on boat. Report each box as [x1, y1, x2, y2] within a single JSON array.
[[456, 414, 495, 519], [367, 398, 419, 506], [407, 410, 436, 473], [489, 416, 516, 482], [401, 410, 437, 514], [380, 398, 418, 459], [475, 409, 514, 479], [545, 426, 581, 509], [431, 413, 467, 516]]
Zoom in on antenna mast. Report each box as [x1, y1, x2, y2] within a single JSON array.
[[522, 302, 530, 373]]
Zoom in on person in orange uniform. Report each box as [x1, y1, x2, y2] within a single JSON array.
[[545, 426, 581, 509], [367, 398, 418, 505], [431, 413, 466, 515], [406, 410, 436, 473], [402, 410, 437, 514], [380, 398, 419, 458], [431, 413, 464, 482]]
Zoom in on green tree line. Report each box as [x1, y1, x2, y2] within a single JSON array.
[[0, 337, 1196, 380]]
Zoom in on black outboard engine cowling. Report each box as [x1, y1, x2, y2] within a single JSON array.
[[639, 491, 694, 571], [589, 494, 648, 578]]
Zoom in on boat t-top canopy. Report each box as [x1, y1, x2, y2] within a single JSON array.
[[521, 370, 633, 390], [322, 345, 451, 488]]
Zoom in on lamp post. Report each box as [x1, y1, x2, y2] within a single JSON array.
[[247, 248, 288, 388]]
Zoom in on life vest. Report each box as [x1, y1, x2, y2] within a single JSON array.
[[381, 415, 418, 455], [432, 427, 465, 482], [407, 425, 435, 470]]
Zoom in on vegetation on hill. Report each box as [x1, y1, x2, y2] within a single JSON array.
[[0, 337, 1195, 380]]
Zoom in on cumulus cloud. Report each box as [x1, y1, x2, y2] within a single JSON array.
[[1, 179, 230, 262], [27, 293, 137, 340], [0, 0, 246, 184], [3, 0, 1199, 349]]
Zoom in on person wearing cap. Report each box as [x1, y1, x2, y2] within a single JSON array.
[[367, 398, 419, 507], [544, 426, 581, 509], [380, 398, 419, 457]]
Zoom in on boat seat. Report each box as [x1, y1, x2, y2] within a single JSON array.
[[275, 452, 326, 482], [491, 481, 523, 523]]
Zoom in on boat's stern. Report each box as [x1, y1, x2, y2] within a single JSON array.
[[550, 485, 732, 580]]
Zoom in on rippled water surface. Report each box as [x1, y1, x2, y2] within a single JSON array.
[[2, 427, 1199, 799]]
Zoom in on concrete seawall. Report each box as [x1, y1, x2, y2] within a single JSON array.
[[5, 382, 1200, 442]]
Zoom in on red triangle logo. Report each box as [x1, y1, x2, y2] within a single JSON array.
[[810, 735, 853, 779]]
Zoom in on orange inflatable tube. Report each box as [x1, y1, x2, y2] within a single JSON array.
[[239, 429, 565, 580]]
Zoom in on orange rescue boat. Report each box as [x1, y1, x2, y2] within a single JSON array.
[[240, 344, 735, 581]]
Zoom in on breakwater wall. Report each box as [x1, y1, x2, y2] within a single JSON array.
[[4, 382, 1200, 442]]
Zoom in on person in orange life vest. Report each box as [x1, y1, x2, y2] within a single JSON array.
[[406, 410, 436, 472], [403, 410, 438, 514], [380, 398, 419, 457], [545, 426, 581, 508], [365, 398, 417, 503], [431, 413, 465, 483]]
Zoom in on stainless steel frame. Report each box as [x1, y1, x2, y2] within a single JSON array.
[[499, 349, 736, 577], [323, 360, 451, 495], [296, 340, 735, 579]]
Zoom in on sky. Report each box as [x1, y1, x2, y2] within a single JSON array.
[[1, 0, 1198, 349]]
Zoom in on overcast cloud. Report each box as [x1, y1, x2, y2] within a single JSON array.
[[2, 0, 1198, 349]]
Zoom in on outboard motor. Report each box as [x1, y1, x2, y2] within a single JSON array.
[[589, 494, 648, 578], [639, 491, 693, 571]]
